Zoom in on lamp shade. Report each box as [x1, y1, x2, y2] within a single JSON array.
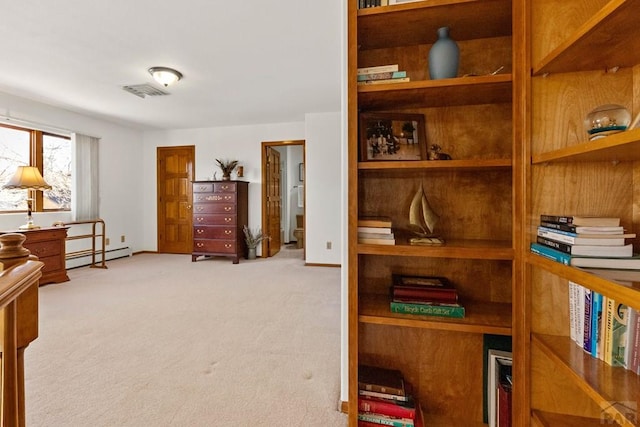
[[148, 66, 183, 87], [3, 166, 52, 190]]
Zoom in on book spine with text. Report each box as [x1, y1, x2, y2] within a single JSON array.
[[358, 77, 410, 85], [357, 71, 407, 81], [390, 301, 465, 318], [358, 397, 416, 420], [583, 288, 592, 353], [357, 64, 399, 75], [359, 389, 410, 402], [590, 291, 603, 358], [357, 413, 414, 427], [529, 243, 571, 265]]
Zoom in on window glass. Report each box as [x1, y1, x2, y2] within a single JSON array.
[[0, 126, 30, 211], [43, 133, 71, 210]]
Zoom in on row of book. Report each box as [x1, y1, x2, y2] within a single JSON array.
[[357, 0, 421, 9], [358, 216, 396, 245], [390, 274, 465, 318], [569, 281, 640, 373], [530, 214, 640, 269], [357, 64, 410, 86], [358, 364, 423, 427]]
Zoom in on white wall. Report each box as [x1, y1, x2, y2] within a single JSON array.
[[0, 91, 144, 256], [305, 112, 342, 265], [141, 115, 341, 265]]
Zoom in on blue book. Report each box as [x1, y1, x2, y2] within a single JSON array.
[[583, 288, 592, 353], [530, 242, 571, 265], [591, 291, 603, 358]]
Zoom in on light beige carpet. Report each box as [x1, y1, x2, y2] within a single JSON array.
[[25, 250, 347, 426]]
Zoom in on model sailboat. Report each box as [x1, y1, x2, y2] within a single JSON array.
[[408, 183, 444, 245]]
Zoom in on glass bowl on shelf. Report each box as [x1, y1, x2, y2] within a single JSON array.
[[584, 104, 631, 140]]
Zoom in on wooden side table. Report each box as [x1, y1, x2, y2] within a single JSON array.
[[1, 226, 70, 285]]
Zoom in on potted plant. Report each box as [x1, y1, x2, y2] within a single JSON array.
[[243, 225, 270, 260], [215, 159, 238, 181]]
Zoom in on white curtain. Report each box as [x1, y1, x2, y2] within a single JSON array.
[[71, 133, 100, 221]]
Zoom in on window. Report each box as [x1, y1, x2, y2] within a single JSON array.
[[0, 123, 71, 212]]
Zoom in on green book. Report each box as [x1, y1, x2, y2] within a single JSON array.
[[390, 301, 465, 318]]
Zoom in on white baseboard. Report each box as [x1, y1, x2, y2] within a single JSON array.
[[66, 246, 132, 269]]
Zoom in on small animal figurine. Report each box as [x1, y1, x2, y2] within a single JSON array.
[[428, 144, 452, 160]]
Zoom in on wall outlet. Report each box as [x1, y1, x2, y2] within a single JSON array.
[[105, 238, 110, 246], [121, 235, 126, 243], [326, 241, 332, 250]]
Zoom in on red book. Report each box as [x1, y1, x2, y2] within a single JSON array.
[[498, 381, 512, 427], [358, 397, 416, 419]]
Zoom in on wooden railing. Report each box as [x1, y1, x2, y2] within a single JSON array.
[[0, 233, 43, 426], [54, 219, 107, 269]]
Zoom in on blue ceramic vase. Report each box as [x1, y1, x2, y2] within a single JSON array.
[[428, 27, 459, 80]]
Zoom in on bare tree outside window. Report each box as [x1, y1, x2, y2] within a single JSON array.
[[43, 134, 71, 210]]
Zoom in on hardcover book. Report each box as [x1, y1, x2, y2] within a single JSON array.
[[357, 64, 399, 75], [539, 221, 625, 234], [357, 71, 407, 81], [536, 235, 633, 257], [358, 397, 416, 420], [537, 226, 634, 245], [540, 214, 621, 227], [390, 301, 465, 318], [358, 216, 393, 228], [358, 365, 405, 397]]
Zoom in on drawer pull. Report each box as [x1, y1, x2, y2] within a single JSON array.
[[196, 242, 204, 248], [224, 196, 232, 201], [224, 206, 232, 212], [197, 206, 204, 212], [198, 186, 207, 191], [196, 217, 205, 222], [197, 229, 204, 234], [224, 244, 232, 249], [224, 217, 232, 223], [224, 230, 232, 235], [221, 185, 229, 190]]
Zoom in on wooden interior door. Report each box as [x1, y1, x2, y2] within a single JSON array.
[[264, 146, 281, 257], [157, 146, 194, 253]]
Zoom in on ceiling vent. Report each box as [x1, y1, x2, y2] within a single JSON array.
[[122, 83, 169, 98]]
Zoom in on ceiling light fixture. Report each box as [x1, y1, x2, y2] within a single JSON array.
[[148, 66, 183, 87]]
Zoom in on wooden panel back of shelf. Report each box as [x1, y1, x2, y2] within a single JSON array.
[[532, 0, 640, 75], [357, 0, 512, 50]]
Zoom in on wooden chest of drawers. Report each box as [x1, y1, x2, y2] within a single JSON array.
[[1, 226, 70, 285], [192, 181, 248, 264]]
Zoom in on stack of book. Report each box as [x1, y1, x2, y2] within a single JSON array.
[[358, 216, 395, 245], [357, 364, 423, 427], [530, 214, 639, 268], [389, 274, 465, 318], [569, 281, 640, 373], [357, 64, 410, 86]]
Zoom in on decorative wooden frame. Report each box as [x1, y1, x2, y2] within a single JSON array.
[[359, 112, 427, 161]]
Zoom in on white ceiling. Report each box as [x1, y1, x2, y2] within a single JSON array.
[[0, 1, 343, 130]]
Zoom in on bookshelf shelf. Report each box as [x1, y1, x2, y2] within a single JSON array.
[[527, 253, 640, 311], [359, 293, 511, 335], [358, 239, 513, 260], [357, 0, 511, 50], [531, 410, 622, 427], [358, 158, 512, 171], [531, 128, 640, 164], [358, 74, 512, 111], [532, 0, 640, 75], [532, 334, 639, 425]]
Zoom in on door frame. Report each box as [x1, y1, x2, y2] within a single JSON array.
[[261, 139, 305, 258]]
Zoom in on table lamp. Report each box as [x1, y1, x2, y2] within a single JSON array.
[[2, 166, 52, 230]]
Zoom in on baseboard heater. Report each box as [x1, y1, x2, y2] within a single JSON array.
[[66, 247, 132, 270]]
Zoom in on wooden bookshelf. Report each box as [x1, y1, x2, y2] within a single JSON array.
[[525, 0, 640, 424], [348, 0, 521, 424]]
